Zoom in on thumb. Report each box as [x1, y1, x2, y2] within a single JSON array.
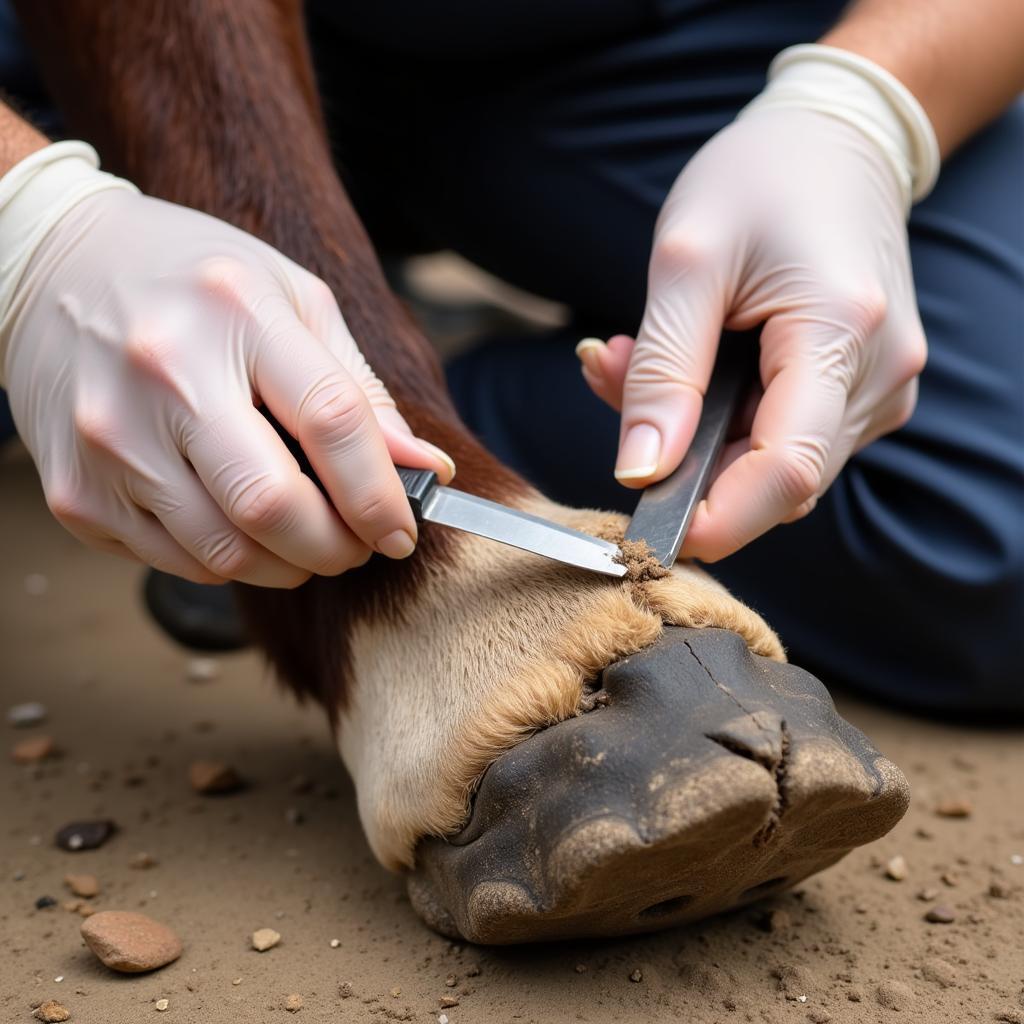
[[616, 233, 727, 486]]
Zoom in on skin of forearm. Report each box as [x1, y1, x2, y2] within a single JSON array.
[[0, 99, 49, 175], [822, 0, 1024, 156]]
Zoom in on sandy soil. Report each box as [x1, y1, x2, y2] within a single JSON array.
[[2, 445, 1023, 1024]]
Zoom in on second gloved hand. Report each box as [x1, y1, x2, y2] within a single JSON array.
[[0, 143, 454, 587], [577, 47, 935, 562]]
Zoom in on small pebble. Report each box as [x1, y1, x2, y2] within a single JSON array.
[[338, 982, 353, 999], [284, 993, 303, 1012], [329, 938, 341, 948], [808, 1012, 831, 1024], [988, 881, 1012, 898], [440, 996, 460, 1008], [941, 871, 959, 887], [1010, 853, 1023, 866], [885, 855, 908, 881], [574, 963, 587, 974], [232, 978, 242, 986], [35, 895, 57, 910], [629, 968, 643, 983], [284, 806, 304, 825], [33, 1001, 70, 1023], [55, 820, 117, 852], [7, 701, 48, 728], [924, 904, 956, 923], [11, 735, 56, 764], [130, 852, 158, 870], [445, 974, 457, 988], [251, 927, 281, 952], [439, 1016, 449, 1024], [155, 999, 169, 1012], [81, 911, 183, 973], [185, 657, 219, 682], [934, 798, 972, 818], [64, 873, 100, 898], [917, 887, 939, 901], [189, 760, 244, 795]]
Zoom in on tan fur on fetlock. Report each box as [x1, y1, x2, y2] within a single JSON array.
[[338, 498, 784, 871]]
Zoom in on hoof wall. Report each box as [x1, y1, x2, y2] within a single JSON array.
[[408, 627, 908, 944]]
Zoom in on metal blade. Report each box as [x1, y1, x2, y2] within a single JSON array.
[[421, 487, 627, 578], [624, 336, 756, 567]]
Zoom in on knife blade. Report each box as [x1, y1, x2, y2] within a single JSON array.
[[397, 467, 628, 578], [623, 335, 757, 567]]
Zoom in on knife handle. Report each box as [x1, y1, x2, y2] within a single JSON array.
[[396, 466, 438, 520]]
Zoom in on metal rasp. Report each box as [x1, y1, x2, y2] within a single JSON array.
[[623, 336, 756, 567]]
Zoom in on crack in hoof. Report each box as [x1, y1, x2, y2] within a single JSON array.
[[705, 722, 791, 846]]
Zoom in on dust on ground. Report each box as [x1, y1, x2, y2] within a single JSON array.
[[2, 446, 1023, 1024]]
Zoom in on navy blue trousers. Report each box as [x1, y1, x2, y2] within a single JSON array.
[[308, 2, 1024, 714]]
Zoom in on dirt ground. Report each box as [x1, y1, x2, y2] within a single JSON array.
[[2, 440, 1023, 1024]]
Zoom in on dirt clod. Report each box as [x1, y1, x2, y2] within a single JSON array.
[[11, 735, 56, 763], [188, 760, 244, 795], [935, 798, 972, 818], [614, 540, 671, 584], [876, 980, 915, 1009], [921, 957, 958, 988], [33, 1001, 70, 1022], [628, 968, 643, 983], [64, 874, 99, 898], [284, 993, 303, 1012]]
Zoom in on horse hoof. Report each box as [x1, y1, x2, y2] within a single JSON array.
[[406, 626, 908, 944]]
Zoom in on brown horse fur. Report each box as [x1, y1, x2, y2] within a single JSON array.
[[14, 0, 784, 866]]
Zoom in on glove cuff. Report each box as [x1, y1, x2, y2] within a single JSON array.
[[743, 43, 940, 212], [0, 141, 138, 383]]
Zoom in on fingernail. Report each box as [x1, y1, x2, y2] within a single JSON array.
[[377, 529, 416, 559], [417, 440, 456, 482], [615, 424, 661, 481], [575, 337, 605, 376]]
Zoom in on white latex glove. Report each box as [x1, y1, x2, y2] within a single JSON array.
[[0, 142, 454, 587], [576, 45, 939, 562]]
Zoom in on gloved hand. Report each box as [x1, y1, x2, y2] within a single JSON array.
[[577, 45, 939, 562], [0, 142, 454, 587]]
